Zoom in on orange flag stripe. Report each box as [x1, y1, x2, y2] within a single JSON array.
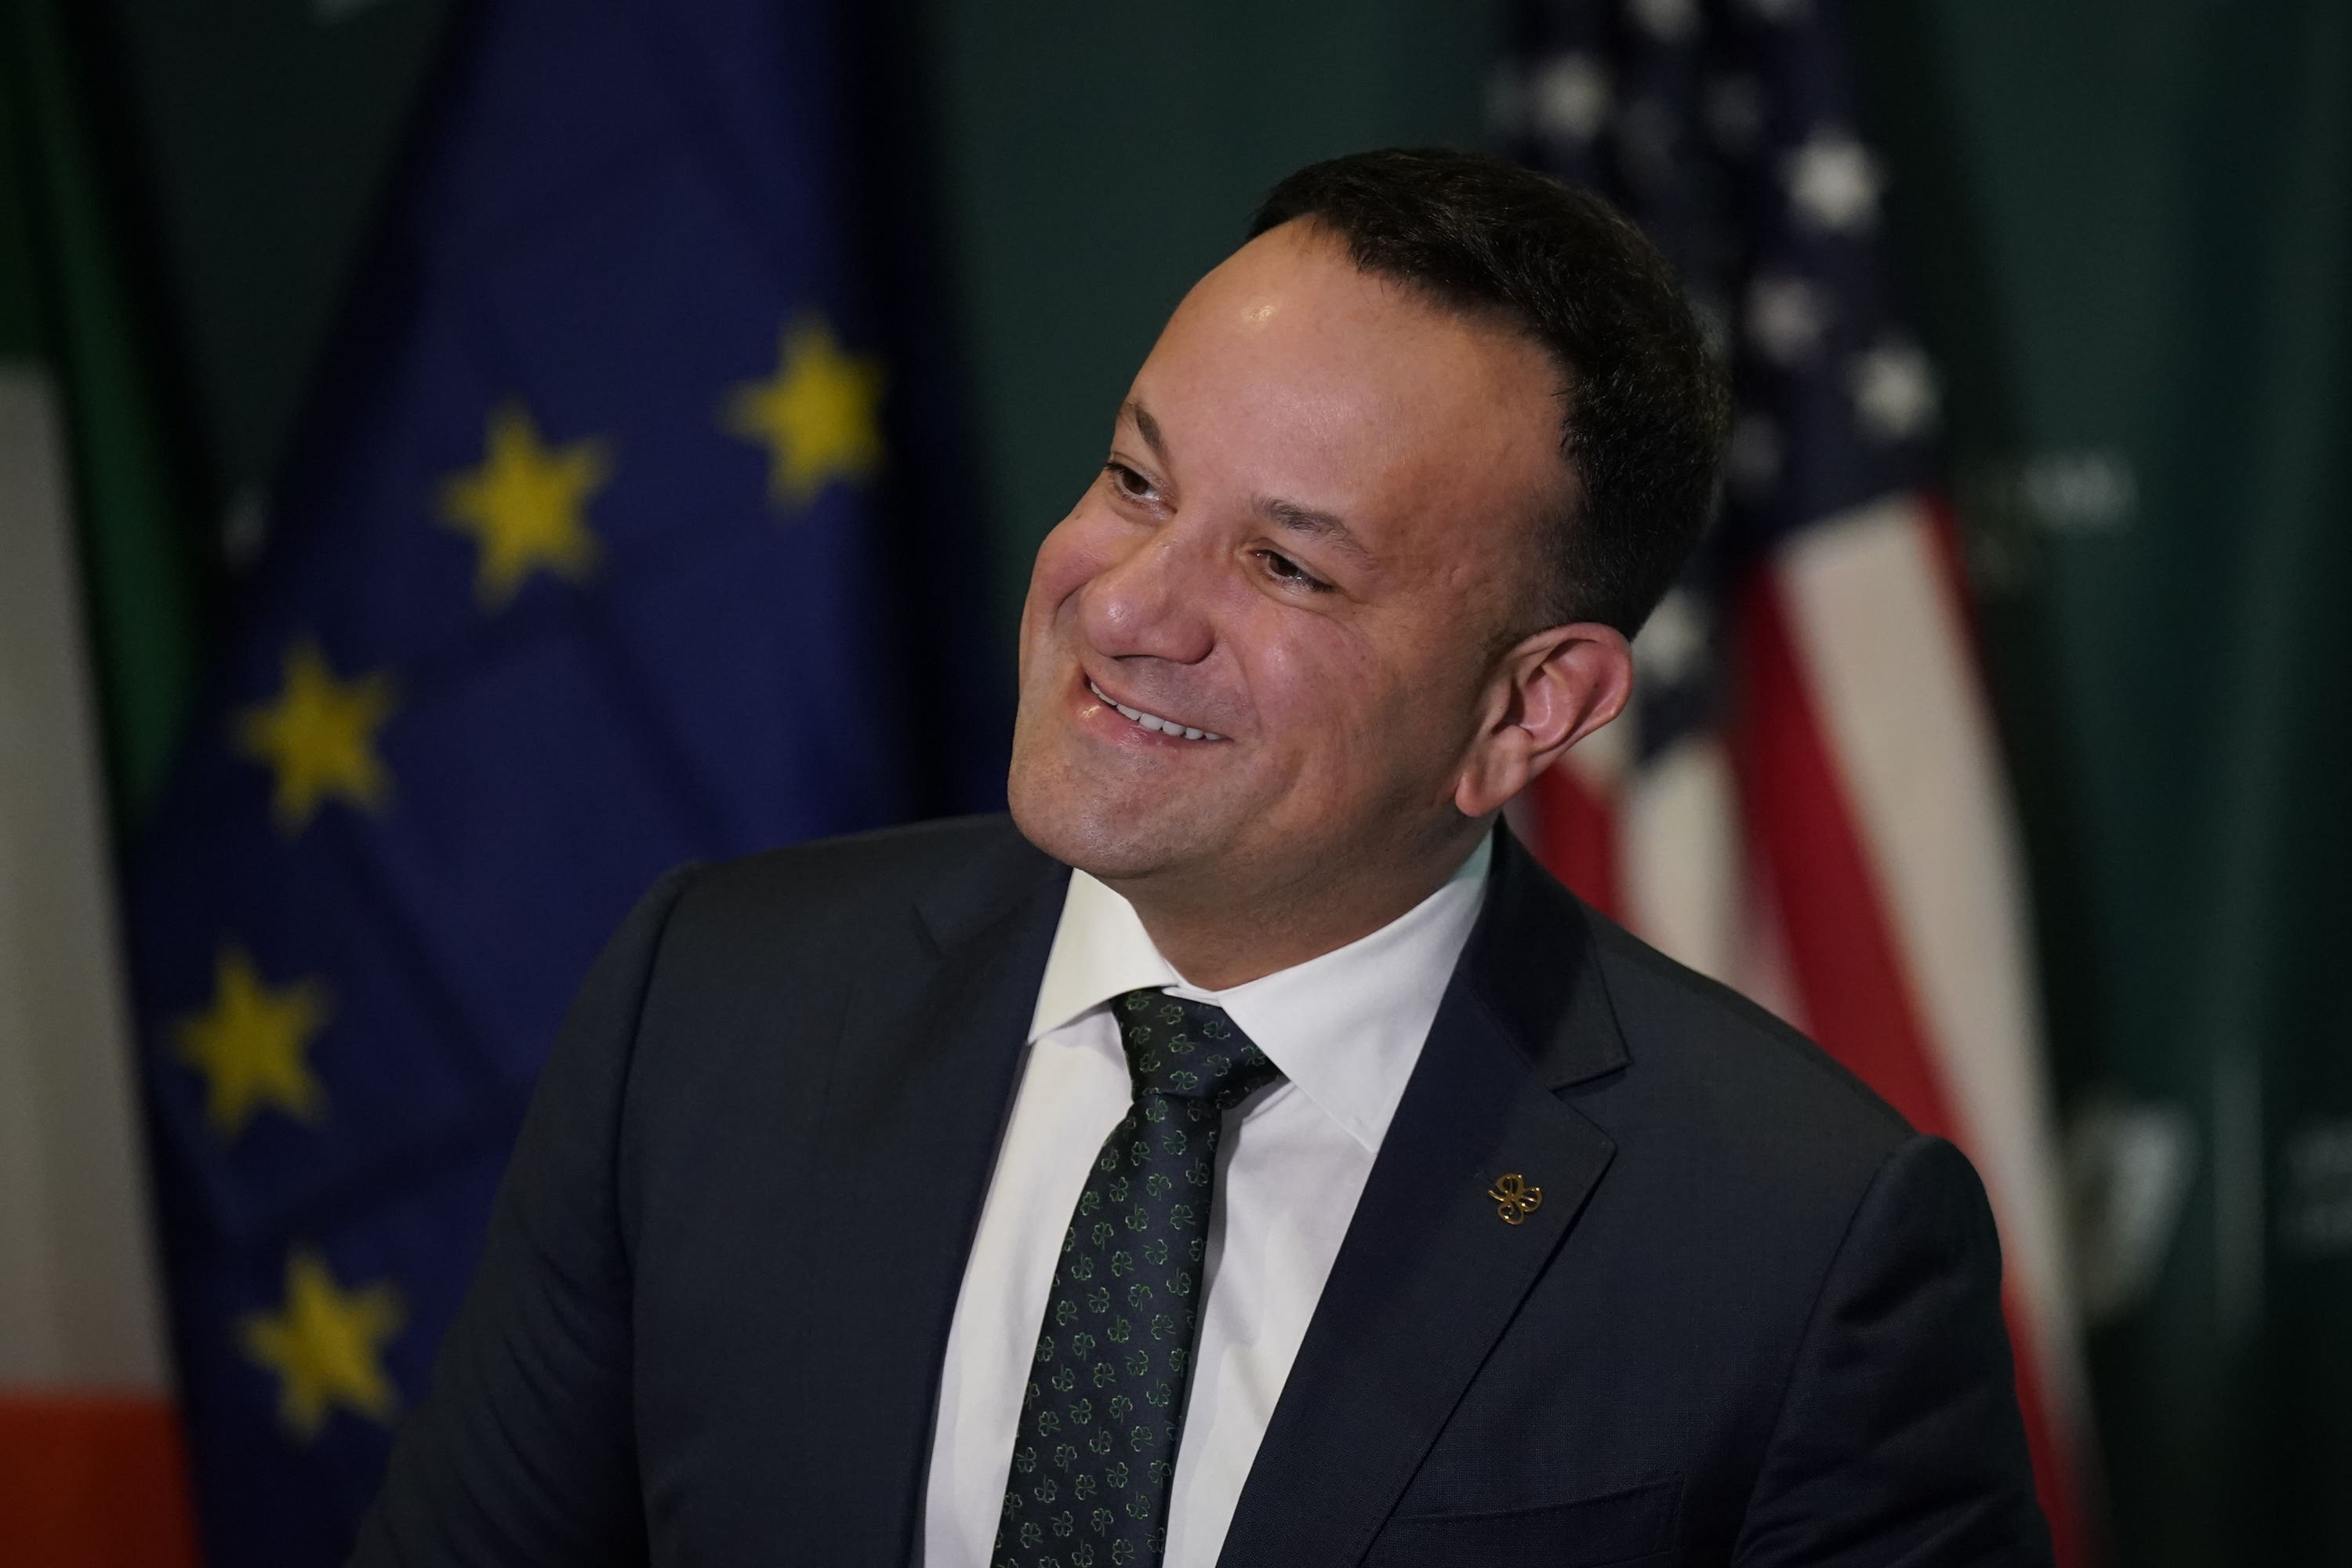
[[0, 1395, 200, 1567]]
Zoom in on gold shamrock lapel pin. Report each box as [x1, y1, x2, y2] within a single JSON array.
[[1489, 1172, 1543, 1225]]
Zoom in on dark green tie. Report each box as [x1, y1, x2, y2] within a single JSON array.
[[993, 989, 1284, 1568]]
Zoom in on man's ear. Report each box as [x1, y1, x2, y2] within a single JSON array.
[[1453, 622, 1634, 819]]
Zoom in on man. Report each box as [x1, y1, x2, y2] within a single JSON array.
[[354, 148, 2052, 1566]]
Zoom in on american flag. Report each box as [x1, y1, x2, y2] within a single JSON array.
[[1494, 1, 2090, 1559]]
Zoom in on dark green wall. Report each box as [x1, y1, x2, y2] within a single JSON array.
[[97, 0, 452, 500], [1854, 5, 2352, 1562]]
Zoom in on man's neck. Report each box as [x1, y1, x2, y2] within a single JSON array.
[[1106, 823, 1490, 991]]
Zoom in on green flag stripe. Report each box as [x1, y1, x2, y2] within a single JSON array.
[[0, 0, 205, 832]]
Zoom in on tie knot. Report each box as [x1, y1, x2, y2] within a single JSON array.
[[1111, 989, 1283, 1108]]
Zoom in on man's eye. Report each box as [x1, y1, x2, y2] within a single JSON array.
[[1255, 550, 1330, 592], [1103, 461, 1153, 499]]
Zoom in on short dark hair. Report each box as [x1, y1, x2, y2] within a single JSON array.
[[1249, 147, 1728, 637]]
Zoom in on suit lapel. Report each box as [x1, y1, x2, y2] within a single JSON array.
[[791, 828, 1070, 1561], [1217, 829, 1628, 1568]]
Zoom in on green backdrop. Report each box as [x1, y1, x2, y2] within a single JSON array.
[[1854, 4, 2352, 1562]]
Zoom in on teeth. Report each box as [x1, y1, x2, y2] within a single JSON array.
[[1088, 679, 1225, 742]]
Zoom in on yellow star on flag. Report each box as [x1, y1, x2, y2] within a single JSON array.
[[437, 401, 612, 605], [722, 314, 886, 506], [175, 945, 331, 1138], [235, 639, 397, 834], [238, 1249, 405, 1442]]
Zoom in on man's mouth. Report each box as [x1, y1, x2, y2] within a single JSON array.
[[1087, 678, 1226, 742]]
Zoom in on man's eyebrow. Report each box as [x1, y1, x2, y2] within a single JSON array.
[[1120, 400, 1171, 468], [1258, 495, 1374, 565]]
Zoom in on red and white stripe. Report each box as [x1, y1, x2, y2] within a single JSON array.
[[1521, 492, 2091, 1566], [0, 368, 201, 1567]]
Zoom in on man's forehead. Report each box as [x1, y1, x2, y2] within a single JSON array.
[[1150, 230, 1562, 426], [1126, 270, 1563, 500], [1171, 222, 1440, 348]]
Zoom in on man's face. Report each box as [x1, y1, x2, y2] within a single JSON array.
[[1007, 220, 1569, 902]]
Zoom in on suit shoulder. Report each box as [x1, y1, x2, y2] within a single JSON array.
[[1580, 903, 1914, 1159], [660, 813, 1054, 959], [697, 812, 1033, 902]]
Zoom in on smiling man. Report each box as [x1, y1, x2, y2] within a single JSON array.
[[354, 150, 2053, 1567]]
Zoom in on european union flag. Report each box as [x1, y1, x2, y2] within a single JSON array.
[[125, 2, 996, 1561]]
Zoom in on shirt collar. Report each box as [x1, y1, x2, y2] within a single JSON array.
[[1027, 831, 1494, 1153]]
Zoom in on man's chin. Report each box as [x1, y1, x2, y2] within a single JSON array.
[[1007, 782, 1206, 884]]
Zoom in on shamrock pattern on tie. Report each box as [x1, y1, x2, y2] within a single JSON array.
[[993, 990, 1283, 1568]]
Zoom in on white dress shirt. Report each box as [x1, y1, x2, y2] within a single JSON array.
[[921, 832, 1492, 1568]]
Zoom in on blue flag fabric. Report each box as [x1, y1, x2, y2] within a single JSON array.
[[124, 2, 990, 1561]]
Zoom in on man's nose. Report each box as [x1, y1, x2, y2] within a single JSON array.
[[1078, 526, 1217, 666]]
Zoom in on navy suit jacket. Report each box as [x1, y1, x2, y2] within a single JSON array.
[[352, 814, 2053, 1566]]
